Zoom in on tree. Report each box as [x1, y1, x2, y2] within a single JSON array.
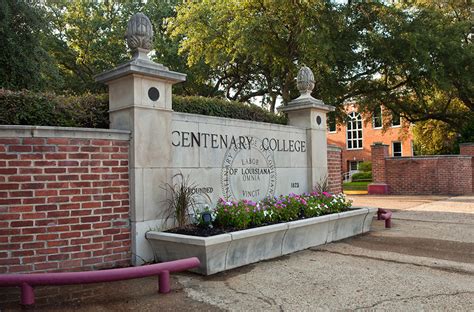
[[169, 0, 473, 137], [0, 0, 58, 90]]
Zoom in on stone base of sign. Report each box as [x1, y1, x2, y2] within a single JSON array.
[[368, 183, 389, 195], [146, 207, 377, 275]]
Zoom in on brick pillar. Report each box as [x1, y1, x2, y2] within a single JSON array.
[[368, 143, 389, 195], [460, 143, 474, 156], [459, 143, 474, 193]]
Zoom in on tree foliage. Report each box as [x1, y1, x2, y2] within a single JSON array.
[[169, 0, 473, 135], [0, 0, 58, 90]]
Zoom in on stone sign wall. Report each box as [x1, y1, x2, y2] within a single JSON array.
[[171, 113, 309, 204]]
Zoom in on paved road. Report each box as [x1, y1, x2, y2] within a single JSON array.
[[1, 195, 473, 311]]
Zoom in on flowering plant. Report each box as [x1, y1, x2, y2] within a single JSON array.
[[212, 192, 352, 230]]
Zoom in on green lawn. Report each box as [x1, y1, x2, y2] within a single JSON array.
[[343, 181, 371, 191]]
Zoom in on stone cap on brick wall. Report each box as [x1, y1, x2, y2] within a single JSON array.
[[0, 125, 131, 141], [386, 155, 472, 160], [327, 144, 342, 152]]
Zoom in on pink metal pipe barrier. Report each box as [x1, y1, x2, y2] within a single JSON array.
[[0, 257, 200, 306], [377, 208, 392, 228]]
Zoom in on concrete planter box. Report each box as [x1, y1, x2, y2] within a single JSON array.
[[146, 207, 377, 275]]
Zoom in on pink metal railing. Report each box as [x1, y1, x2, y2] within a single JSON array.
[[0, 257, 200, 306], [377, 208, 392, 228]]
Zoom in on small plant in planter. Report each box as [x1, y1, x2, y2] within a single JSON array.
[[161, 172, 210, 228]]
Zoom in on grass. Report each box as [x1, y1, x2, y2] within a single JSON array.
[[343, 181, 371, 191]]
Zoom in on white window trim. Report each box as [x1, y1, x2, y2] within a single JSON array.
[[391, 112, 401, 128], [346, 112, 363, 150], [372, 106, 383, 129], [392, 141, 402, 157]]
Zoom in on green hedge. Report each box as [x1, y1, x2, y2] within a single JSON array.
[[0, 90, 286, 128], [172, 95, 287, 125], [351, 172, 372, 182], [0, 89, 109, 128], [357, 161, 372, 172]]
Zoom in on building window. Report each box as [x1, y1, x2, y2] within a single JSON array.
[[391, 111, 401, 127], [392, 141, 402, 157], [349, 161, 361, 172], [373, 106, 382, 129], [347, 112, 363, 150], [327, 112, 336, 133]]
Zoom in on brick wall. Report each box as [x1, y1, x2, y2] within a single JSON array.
[[0, 126, 131, 273], [370, 142, 473, 195], [327, 145, 342, 194], [460, 143, 474, 193]]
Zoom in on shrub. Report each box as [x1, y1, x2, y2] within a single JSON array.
[[357, 161, 372, 172], [0, 89, 109, 128], [0, 90, 286, 128], [172, 95, 287, 125], [212, 192, 352, 230], [351, 172, 372, 182]]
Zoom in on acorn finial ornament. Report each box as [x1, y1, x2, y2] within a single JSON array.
[[296, 65, 315, 97], [125, 13, 154, 58]]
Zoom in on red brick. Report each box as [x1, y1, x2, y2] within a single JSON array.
[[93, 222, 111, 229], [70, 139, 90, 145], [9, 190, 33, 197], [91, 154, 109, 160], [69, 153, 89, 160], [0, 153, 18, 160], [47, 211, 70, 218], [33, 145, 56, 152], [9, 265, 33, 273], [0, 183, 20, 190], [70, 224, 91, 231], [46, 225, 70, 232], [35, 190, 58, 196], [23, 138, 45, 145], [34, 161, 56, 166], [36, 247, 59, 255], [22, 255, 47, 263], [58, 160, 79, 166], [22, 242, 45, 249], [21, 183, 45, 190], [8, 176, 31, 182], [60, 246, 81, 253], [59, 203, 80, 210], [60, 231, 81, 239], [71, 251, 91, 259], [20, 153, 43, 160], [9, 205, 33, 212], [33, 175, 56, 181], [82, 243, 102, 251], [59, 189, 80, 195], [82, 202, 101, 209], [44, 168, 66, 174], [22, 227, 46, 234], [47, 240, 68, 247], [0, 138, 20, 144], [47, 196, 69, 203], [12, 250, 34, 257], [91, 140, 111, 146], [47, 182, 68, 188], [8, 160, 31, 166], [0, 168, 17, 174], [57, 175, 79, 181], [71, 195, 91, 202], [58, 145, 79, 152], [71, 238, 90, 245], [102, 161, 119, 166], [0, 198, 21, 206], [81, 216, 100, 223], [35, 204, 57, 211], [0, 228, 21, 235], [46, 138, 70, 145], [34, 262, 59, 270], [20, 168, 43, 174], [71, 209, 92, 216], [22, 213, 46, 219], [68, 167, 88, 173], [101, 147, 119, 153], [45, 153, 67, 160], [58, 218, 79, 225], [22, 197, 46, 206], [8, 145, 32, 153], [48, 254, 69, 261], [82, 257, 103, 265], [82, 230, 101, 237], [11, 235, 34, 242]]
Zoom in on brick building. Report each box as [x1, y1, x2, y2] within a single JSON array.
[[326, 103, 413, 174]]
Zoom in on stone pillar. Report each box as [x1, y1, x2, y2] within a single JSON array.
[[279, 66, 334, 191], [96, 13, 186, 265], [368, 143, 389, 195]]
